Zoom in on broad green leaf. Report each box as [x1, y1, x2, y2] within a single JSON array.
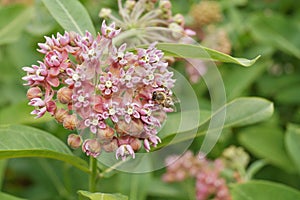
[[0, 124, 89, 173], [0, 101, 52, 124], [231, 180, 300, 200], [42, 0, 96, 36], [0, 159, 7, 189], [285, 124, 300, 175], [154, 43, 260, 67], [159, 97, 273, 145], [78, 190, 128, 200], [275, 85, 300, 105], [238, 125, 296, 173], [224, 60, 271, 100], [0, 192, 26, 200], [0, 5, 33, 45], [249, 13, 300, 59]]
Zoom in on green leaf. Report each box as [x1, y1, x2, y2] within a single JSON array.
[[159, 97, 273, 145], [42, 0, 96, 36], [117, 172, 151, 200], [285, 124, 300, 175], [0, 124, 89, 173], [154, 43, 260, 67], [275, 85, 300, 105], [0, 101, 52, 124], [147, 178, 187, 198], [224, 60, 271, 100], [78, 190, 128, 200], [231, 180, 300, 200], [0, 5, 33, 45], [238, 125, 296, 173], [249, 13, 300, 59], [0, 192, 26, 200], [0, 159, 7, 189]]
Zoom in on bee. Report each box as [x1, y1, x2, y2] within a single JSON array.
[[152, 90, 175, 109]]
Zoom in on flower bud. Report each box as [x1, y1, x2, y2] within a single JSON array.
[[67, 133, 82, 149], [115, 119, 144, 136], [54, 108, 68, 123], [57, 87, 72, 104], [130, 137, 142, 151], [63, 114, 78, 130], [173, 14, 185, 26], [159, 0, 171, 11], [99, 8, 112, 18], [82, 139, 101, 157], [102, 138, 118, 152], [27, 87, 42, 99], [97, 126, 115, 140], [46, 100, 57, 115]]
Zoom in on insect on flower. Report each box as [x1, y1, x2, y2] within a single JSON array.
[[152, 88, 178, 112]]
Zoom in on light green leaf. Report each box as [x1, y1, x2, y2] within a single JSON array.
[[78, 190, 128, 200], [0, 5, 33, 45], [0, 192, 26, 200], [0, 124, 89, 173], [0, 101, 52, 124], [231, 180, 300, 200], [154, 43, 260, 67], [42, 0, 96, 36], [159, 97, 273, 145], [238, 125, 296, 173], [285, 124, 300, 175]]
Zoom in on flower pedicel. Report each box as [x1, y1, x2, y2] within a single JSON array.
[[22, 21, 175, 160]]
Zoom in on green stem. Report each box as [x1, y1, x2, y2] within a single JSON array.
[[89, 156, 98, 192]]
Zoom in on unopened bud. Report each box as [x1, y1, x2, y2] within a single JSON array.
[[173, 14, 185, 26], [159, 0, 171, 11], [63, 114, 78, 130], [57, 87, 72, 104], [27, 87, 42, 99], [102, 138, 118, 152], [115, 119, 144, 136], [99, 8, 112, 18], [46, 100, 57, 115], [54, 108, 68, 123], [97, 126, 115, 140], [125, 0, 136, 11], [67, 133, 82, 149], [130, 137, 142, 151], [82, 139, 101, 157]]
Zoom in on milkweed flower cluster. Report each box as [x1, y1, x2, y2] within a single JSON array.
[[99, 0, 195, 45], [162, 151, 232, 200], [22, 21, 175, 160]]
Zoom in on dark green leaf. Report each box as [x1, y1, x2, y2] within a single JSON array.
[[42, 0, 96, 36], [231, 180, 300, 200], [0, 124, 89, 173], [238, 125, 296, 173], [249, 13, 300, 59], [285, 124, 300, 175]]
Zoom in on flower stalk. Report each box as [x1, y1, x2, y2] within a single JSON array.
[[89, 156, 98, 193]]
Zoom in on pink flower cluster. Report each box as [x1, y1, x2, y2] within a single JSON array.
[[162, 151, 232, 200], [22, 21, 175, 160]]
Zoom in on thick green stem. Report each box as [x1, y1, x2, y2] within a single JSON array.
[[89, 156, 98, 192]]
